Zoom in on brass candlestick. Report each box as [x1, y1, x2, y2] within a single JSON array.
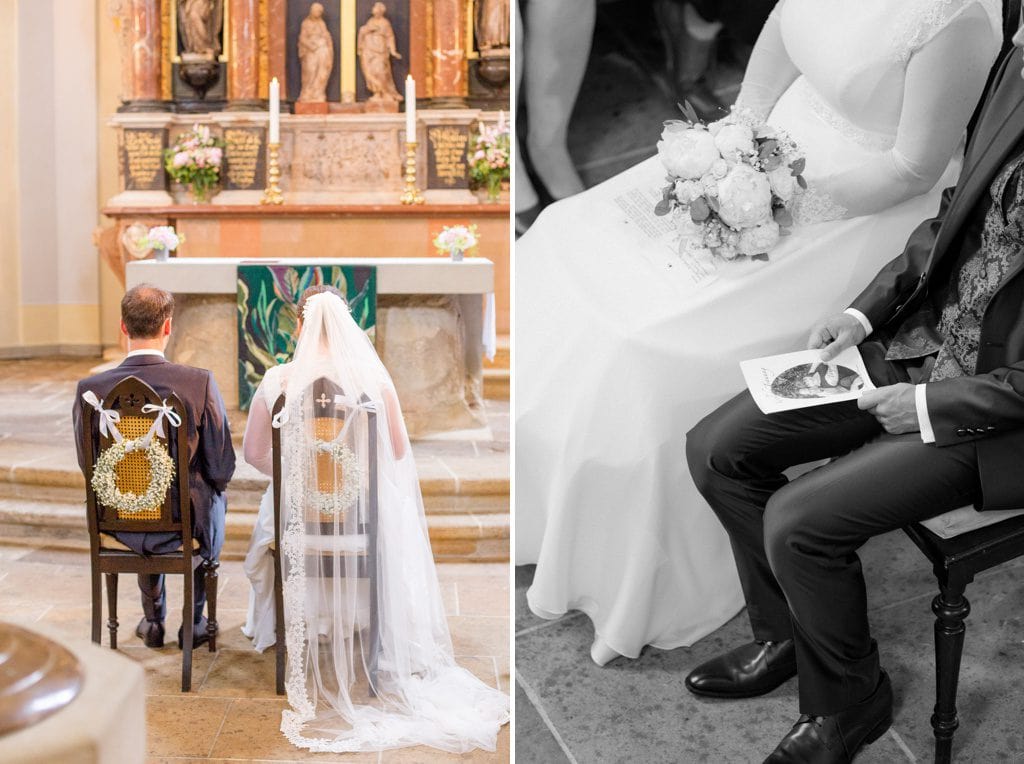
[[399, 141, 424, 205], [260, 142, 284, 205]]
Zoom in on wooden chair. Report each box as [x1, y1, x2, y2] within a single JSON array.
[[903, 505, 1024, 764], [81, 375, 218, 692], [270, 377, 380, 696]]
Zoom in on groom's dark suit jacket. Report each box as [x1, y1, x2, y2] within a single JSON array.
[[849, 47, 1024, 511], [72, 354, 235, 558]]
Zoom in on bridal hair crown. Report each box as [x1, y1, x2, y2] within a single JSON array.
[[301, 291, 350, 319]]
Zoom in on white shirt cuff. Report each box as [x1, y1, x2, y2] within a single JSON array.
[[844, 308, 872, 337], [916, 384, 936, 443]]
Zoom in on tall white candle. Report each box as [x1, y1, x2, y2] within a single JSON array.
[[405, 75, 416, 142], [269, 77, 280, 144]]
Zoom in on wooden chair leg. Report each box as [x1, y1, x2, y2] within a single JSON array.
[[105, 573, 119, 650], [90, 559, 102, 645], [182, 568, 194, 692], [931, 586, 970, 764], [273, 550, 285, 695], [204, 559, 219, 652]]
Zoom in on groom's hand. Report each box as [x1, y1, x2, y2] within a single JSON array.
[[807, 313, 866, 362], [858, 383, 920, 434]]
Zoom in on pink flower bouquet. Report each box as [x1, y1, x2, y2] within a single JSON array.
[[164, 123, 224, 203]]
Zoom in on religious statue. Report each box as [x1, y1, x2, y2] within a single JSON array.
[[357, 2, 403, 106], [476, 0, 510, 51], [298, 2, 334, 102], [178, 0, 223, 60]]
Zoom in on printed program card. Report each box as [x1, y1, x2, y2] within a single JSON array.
[[740, 346, 876, 414]]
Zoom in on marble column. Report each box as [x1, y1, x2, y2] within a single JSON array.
[[267, 0, 288, 101], [431, 0, 467, 107], [227, 0, 263, 109], [119, 0, 167, 111]]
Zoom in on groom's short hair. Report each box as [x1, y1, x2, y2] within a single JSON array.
[[121, 284, 174, 338]]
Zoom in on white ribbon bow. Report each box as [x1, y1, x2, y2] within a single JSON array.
[[272, 406, 290, 429], [140, 400, 183, 446], [81, 391, 123, 443]]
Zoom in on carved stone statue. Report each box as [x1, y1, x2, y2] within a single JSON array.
[[357, 2, 403, 105], [298, 2, 334, 102], [178, 0, 223, 60], [476, 0, 510, 51]]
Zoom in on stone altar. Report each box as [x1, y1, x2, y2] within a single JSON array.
[[126, 257, 495, 437]]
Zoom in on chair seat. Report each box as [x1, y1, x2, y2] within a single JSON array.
[[920, 505, 1024, 539], [98, 533, 200, 552]]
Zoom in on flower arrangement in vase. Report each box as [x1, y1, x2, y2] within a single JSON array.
[[433, 225, 479, 262], [164, 123, 224, 203], [654, 101, 806, 261], [467, 114, 510, 203], [139, 226, 184, 262]]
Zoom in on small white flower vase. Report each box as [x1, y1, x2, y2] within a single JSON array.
[[152, 246, 169, 262], [450, 248, 464, 262]]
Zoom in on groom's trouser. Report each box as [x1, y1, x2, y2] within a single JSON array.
[[139, 567, 208, 625], [686, 343, 980, 715]]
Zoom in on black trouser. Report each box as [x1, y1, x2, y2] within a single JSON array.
[[685, 342, 980, 714], [139, 567, 208, 625], [689, 0, 778, 45]]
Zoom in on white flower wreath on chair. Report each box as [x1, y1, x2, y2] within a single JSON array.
[[83, 391, 180, 516]]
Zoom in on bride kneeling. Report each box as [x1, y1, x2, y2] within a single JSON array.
[[241, 285, 509, 754]]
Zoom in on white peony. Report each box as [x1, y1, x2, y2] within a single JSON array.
[[711, 159, 729, 179], [700, 175, 719, 197], [714, 123, 755, 160], [767, 165, 797, 202], [738, 221, 781, 255], [674, 179, 704, 203], [716, 164, 773, 229], [716, 243, 741, 260], [657, 125, 721, 180]]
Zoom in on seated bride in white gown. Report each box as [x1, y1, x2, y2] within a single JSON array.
[[516, 0, 1005, 666], [240, 286, 509, 753]]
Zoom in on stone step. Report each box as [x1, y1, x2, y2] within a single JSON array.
[[483, 368, 509, 401], [0, 497, 509, 563]]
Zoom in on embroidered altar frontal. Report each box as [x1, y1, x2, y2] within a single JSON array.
[[236, 264, 377, 410]]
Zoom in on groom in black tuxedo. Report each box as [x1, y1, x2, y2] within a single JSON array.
[[73, 284, 235, 649], [684, 21, 1024, 764]]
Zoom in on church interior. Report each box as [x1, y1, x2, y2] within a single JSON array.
[[0, 0, 509, 760]]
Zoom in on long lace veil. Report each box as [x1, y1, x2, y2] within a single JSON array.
[[275, 292, 509, 753]]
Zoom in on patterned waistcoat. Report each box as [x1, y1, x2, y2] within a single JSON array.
[[885, 151, 1024, 379]]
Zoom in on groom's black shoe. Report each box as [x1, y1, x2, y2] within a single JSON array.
[[685, 639, 797, 698], [763, 671, 893, 764], [135, 617, 165, 648], [178, 616, 218, 649]]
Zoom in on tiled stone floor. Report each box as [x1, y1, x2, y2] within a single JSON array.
[[0, 543, 509, 762], [515, 527, 1024, 763]]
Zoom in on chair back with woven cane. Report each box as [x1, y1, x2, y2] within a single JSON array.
[[80, 375, 212, 692], [270, 377, 380, 696]]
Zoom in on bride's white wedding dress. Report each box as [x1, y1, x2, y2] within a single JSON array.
[[240, 293, 508, 753], [516, 0, 1002, 665]]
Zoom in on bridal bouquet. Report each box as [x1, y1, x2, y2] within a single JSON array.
[[164, 123, 224, 203], [654, 103, 806, 261]]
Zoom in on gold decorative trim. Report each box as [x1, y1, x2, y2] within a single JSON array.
[[161, 0, 172, 99], [465, 0, 478, 60], [258, 0, 269, 98]]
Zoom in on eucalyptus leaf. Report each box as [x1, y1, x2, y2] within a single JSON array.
[[654, 198, 672, 216], [707, 196, 720, 212], [752, 253, 770, 262], [797, 175, 808, 190], [789, 157, 806, 175], [773, 207, 793, 227], [678, 100, 700, 125], [763, 155, 783, 171]]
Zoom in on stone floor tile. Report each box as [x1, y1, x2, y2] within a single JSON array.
[[208, 698, 378, 762], [455, 580, 510, 618], [119, 644, 219, 695], [456, 656, 501, 690], [199, 648, 280, 698], [449, 615, 509, 665], [146, 695, 232, 758], [379, 723, 508, 763], [513, 682, 568, 764]]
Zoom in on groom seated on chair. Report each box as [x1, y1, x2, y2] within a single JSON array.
[[73, 284, 235, 649], [683, 18, 1024, 764]]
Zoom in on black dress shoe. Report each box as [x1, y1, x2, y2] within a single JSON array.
[[135, 617, 165, 648], [685, 639, 797, 698], [178, 616, 218, 649], [763, 672, 893, 764]]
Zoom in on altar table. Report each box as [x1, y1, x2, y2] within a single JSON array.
[[126, 257, 494, 436]]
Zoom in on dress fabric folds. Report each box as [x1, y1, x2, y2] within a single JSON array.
[[515, 0, 1002, 664]]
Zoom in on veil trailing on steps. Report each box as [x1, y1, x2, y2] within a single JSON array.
[[272, 292, 508, 753]]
